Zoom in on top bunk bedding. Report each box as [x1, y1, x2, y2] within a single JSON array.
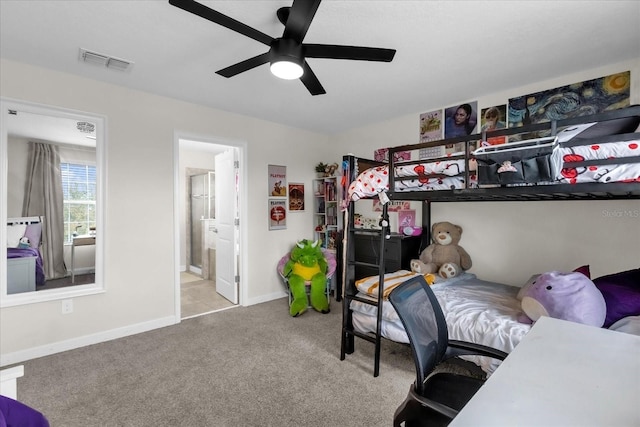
[[346, 105, 640, 203]]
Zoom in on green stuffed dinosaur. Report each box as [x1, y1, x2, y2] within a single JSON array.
[[283, 239, 330, 317]]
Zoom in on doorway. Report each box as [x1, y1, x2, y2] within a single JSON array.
[[176, 136, 245, 320]]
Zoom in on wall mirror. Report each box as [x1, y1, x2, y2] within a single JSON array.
[[1, 98, 105, 307]]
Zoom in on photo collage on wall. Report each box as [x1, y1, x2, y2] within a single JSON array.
[[414, 70, 631, 149]]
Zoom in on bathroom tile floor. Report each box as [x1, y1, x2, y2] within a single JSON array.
[[180, 272, 236, 319]]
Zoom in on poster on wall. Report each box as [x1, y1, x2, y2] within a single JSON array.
[[374, 148, 412, 163], [288, 183, 305, 212], [480, 104, 507, 146], [419, 109, 445, 159], [508, 71, 631, 128], [419, 109, 443, 142], [372, 200, 410, 212], [268, 164, 287, 197], [444, 102, 478, 139], [268, 199, 287, 230]]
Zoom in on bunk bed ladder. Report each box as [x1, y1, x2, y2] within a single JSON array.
[[340, 198, 390, 377]]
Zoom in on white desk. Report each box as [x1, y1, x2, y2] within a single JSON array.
[[71, 235, 95, 283], [450, 316, 640, 427]]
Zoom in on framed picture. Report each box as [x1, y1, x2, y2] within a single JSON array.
[[397, 209, 416, 233], [268, 198, 287, 230], [288, 183, 304, 212], [268, 164, 287, 198]]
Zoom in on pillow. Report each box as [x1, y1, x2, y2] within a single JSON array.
[[517, 265, 590, 300], [23, 223, 42, 248], [6, 224, 27, 247], [573, 264, 591, 279], [593, 268, 640, 328]]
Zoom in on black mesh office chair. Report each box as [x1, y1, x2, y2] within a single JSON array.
[[388, 276, 508, 427]]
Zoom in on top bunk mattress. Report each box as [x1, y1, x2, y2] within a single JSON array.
[[348, 155, 477, 201]]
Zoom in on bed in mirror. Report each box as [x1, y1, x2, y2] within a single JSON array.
[[1, 98, 105, 305]]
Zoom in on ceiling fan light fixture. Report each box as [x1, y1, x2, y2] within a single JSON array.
[[269, 38, 304, 80], [270, 60, 303, 80]]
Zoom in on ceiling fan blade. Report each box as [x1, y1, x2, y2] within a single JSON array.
[[300, 62, 326, 96], [169, 0, 273, 46], [305, 44, 396, 62], [283, 0, 322, 44], [216, 52, 270, 78]]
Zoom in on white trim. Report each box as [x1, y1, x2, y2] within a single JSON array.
[[173, 131, 181, 322], [174, 131, 249, 318], [0, 316, 175, 367], [0, 97, 107, 308], [245, 291, 288, 307]]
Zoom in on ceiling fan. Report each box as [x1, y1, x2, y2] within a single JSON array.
[[168, 0, 396, 95]]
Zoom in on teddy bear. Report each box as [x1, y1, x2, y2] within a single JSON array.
[[518, 270, 606, 327], [282, 239, 330, 317], [410, 221, 472, 279], [324, 162, 339, 177]]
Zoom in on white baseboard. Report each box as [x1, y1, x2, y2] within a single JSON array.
[[0, 315, 177, 367], [1, 292, 289, 367], [245, 290, 287, 306]]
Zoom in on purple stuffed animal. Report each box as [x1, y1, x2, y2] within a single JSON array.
[[519, 271, 607, 327]]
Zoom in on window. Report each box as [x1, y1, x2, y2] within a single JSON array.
[[61, 162, 96, 243]]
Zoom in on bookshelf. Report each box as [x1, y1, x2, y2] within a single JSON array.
[[313, 176, 339, 252]]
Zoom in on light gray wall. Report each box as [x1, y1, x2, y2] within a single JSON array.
[[333, 58, 640, 285], [0, 59, 334, 362]]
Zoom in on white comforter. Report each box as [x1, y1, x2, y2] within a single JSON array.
[[350, 273, 531, 374]]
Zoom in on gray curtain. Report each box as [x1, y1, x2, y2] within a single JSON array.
[[22, 142, 67, 279]]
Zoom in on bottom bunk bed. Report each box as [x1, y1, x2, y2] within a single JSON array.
[[348, 271, 529, 375], [345, 267, 640, 377]]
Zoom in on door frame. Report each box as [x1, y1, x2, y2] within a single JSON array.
[[173, 131, 248, 321]]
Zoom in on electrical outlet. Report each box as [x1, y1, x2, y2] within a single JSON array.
[[62, 299, 73, 314]]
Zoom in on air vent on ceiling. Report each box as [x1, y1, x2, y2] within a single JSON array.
[[79, 48, 133, 72]]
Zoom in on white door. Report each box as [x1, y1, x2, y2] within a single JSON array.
[[214, 148, 238, 304]]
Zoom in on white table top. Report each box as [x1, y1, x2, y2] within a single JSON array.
[[450, 316, 640, 427]]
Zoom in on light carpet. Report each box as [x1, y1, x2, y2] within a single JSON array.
[[13, 298, 415, 426]]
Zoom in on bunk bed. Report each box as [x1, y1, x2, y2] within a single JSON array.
[[7, 216, 45, 294], [339, 105, 640, 377]]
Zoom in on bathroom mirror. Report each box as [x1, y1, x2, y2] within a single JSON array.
[[1, 98, 105, 306]]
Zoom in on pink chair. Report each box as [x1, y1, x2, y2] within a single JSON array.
[[276, 248, 337, 308]]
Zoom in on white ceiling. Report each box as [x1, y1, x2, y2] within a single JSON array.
[[1, 1, 639, 135]]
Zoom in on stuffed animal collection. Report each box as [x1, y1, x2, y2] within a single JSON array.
[[518, 270, 607, 327], [410, 221, 472, 279], [17, 236, 31, 249], [282, 239, 330, 317]]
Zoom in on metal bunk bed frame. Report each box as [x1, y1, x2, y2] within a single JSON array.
[[340, 105, 640, 377]]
